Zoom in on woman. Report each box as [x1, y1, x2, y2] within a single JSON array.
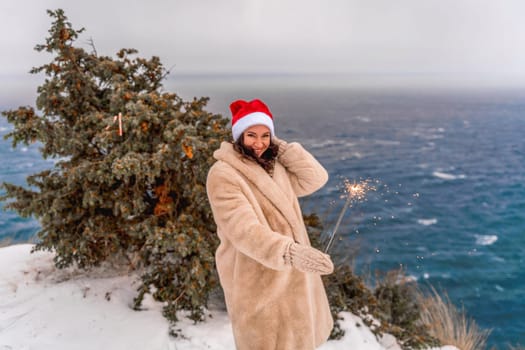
[[206, 98, 334, 350]]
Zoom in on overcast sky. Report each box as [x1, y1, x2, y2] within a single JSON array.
[[1, 0, 525, 103]]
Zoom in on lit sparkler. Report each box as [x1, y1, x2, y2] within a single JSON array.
[[324, 179, 375, 253]]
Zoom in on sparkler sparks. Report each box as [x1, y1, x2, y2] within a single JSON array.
[[342, 179, 375, 202], [325, 179, 376, 253]]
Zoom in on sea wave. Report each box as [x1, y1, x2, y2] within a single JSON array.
[[308, 139, 355, 149], [417, 218, 437, 226], [354, 115, 371, 123], [374, 140, 401, 146], [404, 274, 418, 282], [475, 234, 498, 246], [309, 140, 339, 148], [339, 152, 363, 160], [410, 128, 445, 140], [432, 171, 467, 180]]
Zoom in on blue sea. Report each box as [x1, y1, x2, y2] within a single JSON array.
[[1, 75, 524, 348]]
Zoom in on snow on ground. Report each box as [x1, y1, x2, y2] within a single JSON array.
[[0, 244, 459, 350]]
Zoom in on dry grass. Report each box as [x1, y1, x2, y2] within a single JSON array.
[[417, 286, 491, 350]]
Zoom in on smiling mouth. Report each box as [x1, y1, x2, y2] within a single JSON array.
[[252, 148, 265, 157]]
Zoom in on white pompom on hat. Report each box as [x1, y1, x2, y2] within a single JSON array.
[[230, 99, 274, 141]]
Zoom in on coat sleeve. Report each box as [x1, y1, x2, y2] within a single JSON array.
[[275, 137, 329, 197], [206, 164, 294, 271]]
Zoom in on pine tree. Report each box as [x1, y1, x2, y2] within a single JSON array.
[[0, 9, 230, 322]]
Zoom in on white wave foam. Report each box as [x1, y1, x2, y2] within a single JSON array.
[[432, 171, 466, 180], [491, 256, 505, 263], [354, 115, 371, 123], [374, 140, 401, 146], [475, 234, 498, 246], [417, 218, 437, 226], [339, 152, 363, 160], [409, 127, 445, 141], [309, 140, 341, 148], [404, 274, 418, 282], [420, 142, 436, 151]]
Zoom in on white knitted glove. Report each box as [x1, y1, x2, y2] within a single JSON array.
[[284, 242, 334, 275]]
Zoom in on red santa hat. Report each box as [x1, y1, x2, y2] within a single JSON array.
[[230, 99, 274, 141]]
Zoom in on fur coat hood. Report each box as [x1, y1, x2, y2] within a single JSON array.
[[206, 140, 333, 350]]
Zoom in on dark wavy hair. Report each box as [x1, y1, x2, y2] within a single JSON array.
[[233, 135, 279, 175]]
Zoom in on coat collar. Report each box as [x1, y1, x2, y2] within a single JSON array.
[[213, 142, 301, 234]]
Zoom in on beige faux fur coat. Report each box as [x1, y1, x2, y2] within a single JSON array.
[[206, 140, 333, 350]]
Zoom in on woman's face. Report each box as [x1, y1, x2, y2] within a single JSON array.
[[242, 125, 271, 158]]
